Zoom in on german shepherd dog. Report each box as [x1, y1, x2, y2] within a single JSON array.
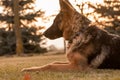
[[22, 0, 120, 72]]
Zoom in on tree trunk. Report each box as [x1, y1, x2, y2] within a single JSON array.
[[13, 0, 24, 56]]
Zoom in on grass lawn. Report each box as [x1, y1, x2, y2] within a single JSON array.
[[0, 53, 120, 80]]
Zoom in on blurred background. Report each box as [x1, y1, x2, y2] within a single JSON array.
[[0, 0, 120, 56]]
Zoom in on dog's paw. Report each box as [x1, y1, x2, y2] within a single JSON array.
[[21, 68, 30, 72]]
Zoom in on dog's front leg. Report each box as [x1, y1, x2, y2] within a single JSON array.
[[21, 64, 52, 72], [51, 61, 69, 64], [21, 62, 83, 72]]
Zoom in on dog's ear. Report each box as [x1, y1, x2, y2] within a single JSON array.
[[59, 0, 75, 15], [65, 0, 75, 9]]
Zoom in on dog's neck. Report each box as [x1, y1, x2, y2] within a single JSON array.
[[69, 25, 90, 43], [71, 12, 91, 36]]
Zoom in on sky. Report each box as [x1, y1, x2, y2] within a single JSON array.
[[35, 0, 103, 49], [35, 0, 60, 16]]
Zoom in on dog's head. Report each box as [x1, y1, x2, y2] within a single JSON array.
[[44, 0, 91, 40]]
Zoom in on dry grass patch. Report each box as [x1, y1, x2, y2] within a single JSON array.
[[0, 54, 120, 80]]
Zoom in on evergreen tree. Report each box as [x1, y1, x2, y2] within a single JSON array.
[[0, 0, 46, 55], [88, 0, 120, 35]]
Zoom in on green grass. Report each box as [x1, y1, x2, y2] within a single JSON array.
[[0, 54, 120, 80]]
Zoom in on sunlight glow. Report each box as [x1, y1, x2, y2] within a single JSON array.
[[0, 7, 3, 13]]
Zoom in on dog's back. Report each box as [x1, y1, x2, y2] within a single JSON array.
[[91, 25, 120, 69], [99, 33, 120, 69]]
